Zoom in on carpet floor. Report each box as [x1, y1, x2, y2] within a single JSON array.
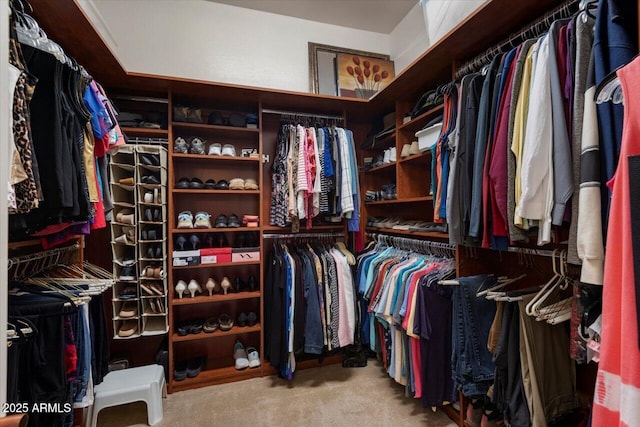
[[97, 360, 458, 427]]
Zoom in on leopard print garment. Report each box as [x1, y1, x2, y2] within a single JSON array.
[[12, 72, 40, 213]]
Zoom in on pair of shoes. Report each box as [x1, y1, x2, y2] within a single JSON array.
[[173, 105, 203, 124], [203, 233, 229, 248], [118, 301, 138, 318], [176, 319, 204, 335], [383, 147, 396, 164], [175, 234, 201, 250], [234, 341, 260, 370], [146, 298, 165, 314], [146, 245, 163, 259], [174, 356, 205, 381], [175, 177, 211, 190], [141, 175, 160, 184], [173, 136, 188, 153], [116, 209, 135, 225], [236, 312, 258, 327], [215, 214, 240, 228], [144, 208, 162, 222], [140, 153, 160, 166], [233, 231, 259, 248], [141, 265, 163, 279], [177, 211, 211, 229], [207, 143, 236, 156], [117, 320, 138, 338], [174, 279, 203, 298], [119, 286, 137, 299], [119, 265, 137, 281], [140, 283, 164, 296], [228, 178, 259, 190], [141, 227, 161, 241], [242, 215, 259, 227], [381, 183, 397, 200], [400, 141, 421, 157], [143, 188, 162, 204]]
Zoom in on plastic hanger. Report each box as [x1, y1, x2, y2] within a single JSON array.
[[525, 250, 562, 316]]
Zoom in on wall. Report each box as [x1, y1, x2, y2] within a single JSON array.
[[80, 0, 390, 93]]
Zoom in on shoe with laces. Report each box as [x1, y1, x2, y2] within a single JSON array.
[[234, 341, 249, 370], [173, 137, 188, 153], [189, 137, 206, 155], [221, 144, 236, 157], [194, 211, 212, 228], [208, 143, 222, 156], [177, 211, 194, 229]]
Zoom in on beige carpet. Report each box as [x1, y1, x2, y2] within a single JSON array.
[[97, 361, 458, 427]]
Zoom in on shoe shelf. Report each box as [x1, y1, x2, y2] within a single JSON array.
[[172, 291, 261, 306], [398, 151, 430, 164], [171, 189, 261, 195], [172, 121, 260, 135], [170, 365, 263, 392], [366, 161, 396, 173], [397, 104, 444, 133], [120, 127, 169, 138], [172, 260, 261, 270], [171, 153, 261, 162], [171, 227, 258, 234], [172, 323, 261, 342]]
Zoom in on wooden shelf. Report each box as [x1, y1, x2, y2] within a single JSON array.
[[172, 122, 259, 134], [172, 189, 261, 195], [170, 365, 263, 392], [366, 226, 448, 240], [398, 104, 445, 133], [171, 153, 260, 162], [365, 161, 396, 173], [365, 196, 432, 205], [172, 291, 261, 306], [172, 260, 261, 270], [172, 323, 261, 342], [120, 127, 168, 137], [365, 132, 396, 151], [398, 151, 430, 164], [171, 227, 259, 234]]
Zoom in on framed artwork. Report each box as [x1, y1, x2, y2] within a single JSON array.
[[308, 42, 394, 98], [336, 53, 394, 98]]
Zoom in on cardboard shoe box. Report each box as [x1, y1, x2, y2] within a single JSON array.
[[172, 250, 200, 267], [232, 247, 260, 262], [201, 247, 232, 264]]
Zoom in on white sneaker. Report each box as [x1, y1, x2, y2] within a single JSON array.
[[247, 347, 261, 368], [389, 147, 397, 162], [400, 144, 411, 158], [222, 144, 236, 157], [208, 143, 222, 156]]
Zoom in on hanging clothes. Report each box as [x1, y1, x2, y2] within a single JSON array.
[[269, 123, 360, 231], [264, 240, 357, 380]]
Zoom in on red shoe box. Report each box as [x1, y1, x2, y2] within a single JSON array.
[[201, 247, 232, 264]]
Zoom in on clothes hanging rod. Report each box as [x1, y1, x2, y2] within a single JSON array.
[[371, 233, 456, 250], [455, 0, 580, 78], [263, 232, 345, 239], [262, 109, 344, 121]]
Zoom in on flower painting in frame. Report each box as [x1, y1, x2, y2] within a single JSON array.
[[337, 53, 395, 98]]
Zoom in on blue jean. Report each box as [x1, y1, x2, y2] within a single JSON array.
[[452, 275, 498, 396]]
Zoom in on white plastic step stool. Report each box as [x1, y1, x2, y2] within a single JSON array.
[[88, 364, 166, 427]]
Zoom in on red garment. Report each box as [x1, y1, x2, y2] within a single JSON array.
[[90, 161, 107, 230], [489, 47, 521, 239], [592, 58, 640, 427]]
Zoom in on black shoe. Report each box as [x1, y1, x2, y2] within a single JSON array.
[[153, 208, 161, 222], [142, 175, 160, 185], [145, 208, 153, 222], [204, 233, 215, 248], [186, 357, 204, 378], [247, 311, 257, 327], [119, 266, 136, 281], [234, 277, 247, 292], [190, 234, 201, 250], [174, 361, 188, 381], [236, 312, 248, 327], [141, 154, 160, 166], [147, 246, 155, 258], [175, 234, 187, 251], [155, 245, 162, 258], [247, 275, 258, 292]]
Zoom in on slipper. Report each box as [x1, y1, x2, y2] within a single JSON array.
[[229, 178, 245, 190], [247, 347, 261, 368], [244, 178, 258, 190], [233, 341, 249, 370], [214, 180, 229, 190]]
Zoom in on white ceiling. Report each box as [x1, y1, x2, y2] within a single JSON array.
[[206, 0, 419, 33]]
